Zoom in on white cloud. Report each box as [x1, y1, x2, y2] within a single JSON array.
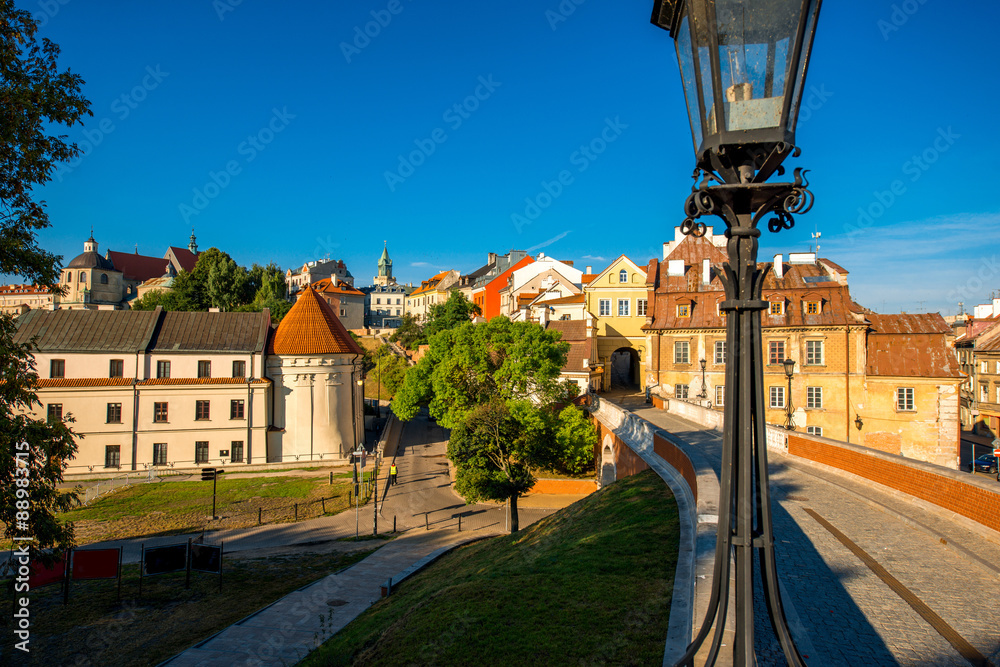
[[527, 231, 570, 252]]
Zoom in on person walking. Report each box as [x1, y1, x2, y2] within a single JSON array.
[[389, 462, 397, 486]]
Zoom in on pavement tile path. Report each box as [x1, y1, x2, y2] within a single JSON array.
[[612, 392, 1000, 667]]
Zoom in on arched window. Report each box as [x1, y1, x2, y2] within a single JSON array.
[[66, 272, 72, 283], [79, 272, 87, 283], [100, 273, 108, 284], [619, 269, 628, 283]]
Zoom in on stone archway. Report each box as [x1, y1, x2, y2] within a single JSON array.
[[600, 435, 616, 487], [609, 347, 639, 388]]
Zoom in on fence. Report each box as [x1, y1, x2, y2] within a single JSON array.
[[77, 469, 160, 506]]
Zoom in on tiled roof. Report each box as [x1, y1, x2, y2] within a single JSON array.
[[166, 247, 199, 272], [14, 308, 161, 353], [541, 294, 585, 305], [37, 378, 134, 388], [581, 274, 598, 285], [664, 235, 728, 264], [268, 285, 363, 356], [152, 311, 270, 353], [0, 284, 53, 295], [310, 278, 364, 297], [545, 320, 592, 373], [866, 313, 961, 378], [106, 250, 172, 282], [140, 377, 270, 386]]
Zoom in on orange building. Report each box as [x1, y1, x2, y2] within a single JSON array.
[[473, 255, 534, 320]]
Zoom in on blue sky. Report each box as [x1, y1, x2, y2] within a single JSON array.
[[18, 0, 1000, 315]]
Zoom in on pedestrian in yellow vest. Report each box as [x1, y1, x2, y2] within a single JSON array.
[[389, 463, 398, 486]]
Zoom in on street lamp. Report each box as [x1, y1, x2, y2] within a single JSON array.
[[854, 414, 864, 431], [357, 378, 366, 448], [650, 1, 823, 665], [698, 358, 708, 398], [783, 357, 795, 431]]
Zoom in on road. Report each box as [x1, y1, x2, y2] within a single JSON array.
[[611, 392, 1000, 667]]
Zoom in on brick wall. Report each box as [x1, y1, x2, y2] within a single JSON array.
[[653, 432, 698, 505], [788, 433, 1000, 533], [594, 417, 649, 479], [530, 478, 598, 494]]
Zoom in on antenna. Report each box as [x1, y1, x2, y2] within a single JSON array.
[[811, 230, 821, 255]]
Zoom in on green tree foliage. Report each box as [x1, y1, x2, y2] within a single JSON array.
[[392, 317, 594, 530], [371, 344, 407, 398], [0, 1, 91, 564], [389, 312, 423, 350], [423, 290, 481, 340]]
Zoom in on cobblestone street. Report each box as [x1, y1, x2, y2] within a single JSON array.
[[617, 395, 1000, 666]]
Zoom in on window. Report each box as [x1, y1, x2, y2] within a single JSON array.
[[109, 359, 124, 378], [154, 402, 168, 423], [195, 441, 209, 464], [107, 403, 122, 423], [806, 340, 824, 365], [769, 386, 785, 409], [79, 272, 86, 282], [806, 426, 823, 437], [637, 299, 648, 316], [715, 385, 725, 406], [599, 299, 611, 316], [396, 309, 401, 316], [233, 360, 246, 378], [231, 441, 244, 463], [104, 445, 120, 469], [617, 299, 630, 317], [714, 341, 726, 365], [982, 384, 989, 402], [674, 341, 690, 364], [676, 303, 690, 318], [674, 384, 689, 399], [197, 360, 211, 378], [396, 298, 401, 305], [806, 387, 823, 409], [196, 400, 211, 420], [376, 298, 381, 305], [768, 341, 784, 365], [153, 443, 167, 466], [996, 361, 1000, 374], [156, 360, 171, 378], [47, 403, 63, 422], [769, 301, 783, 315], [50, 359, 65, 378], [896, 387, 915, 411], [619, 269, 628, 283], [340, 309, 347, 317], [982, 361, 989, 373], [100, 273, 108, 285], [230, 399, 245, 420], [805, 301, 820, 315]]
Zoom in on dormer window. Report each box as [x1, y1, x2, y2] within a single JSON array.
[[805, 301, 820, 315], [769, 301, 784, 315], [677, 303, 690, 317], [619, 269, 628, 283]]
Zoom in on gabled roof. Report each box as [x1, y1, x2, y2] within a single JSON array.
[[587, 255, 647, 286], [310, 278, 365, 297], [866, 313, 961, 378], [14, 308, 161, 353], [106, 251, 172, 283], [166, 246, 199, 273], [268, 285, 363, 356], [545, 320, 593, 374], [152, 311, 271, 353]]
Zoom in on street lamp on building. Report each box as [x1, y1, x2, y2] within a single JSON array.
[[783, 358, 795, 431], [650, 1, 823, 664], [698, 358, 708, 399]]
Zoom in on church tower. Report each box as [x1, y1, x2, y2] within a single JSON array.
[[373, 242, 395, 286]]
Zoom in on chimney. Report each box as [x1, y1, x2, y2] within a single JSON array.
[[702, 258, 710, 284], [586, 265, 592, 274], [539, 306, 549, 326], [773, 254, 784, 278], [668, 259, 685, 277], [582, 357, 589, 369]]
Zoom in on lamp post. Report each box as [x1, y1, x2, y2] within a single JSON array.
[[650, 1, 822, 665], [783, 358, 795, 431], [357, 378, 366, 448], [699, 358, 708, 399]]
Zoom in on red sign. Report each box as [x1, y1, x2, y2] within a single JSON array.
[[993, 449, 1000, 457], [72, 548, 120, 580], [28, 555, 67, 588]]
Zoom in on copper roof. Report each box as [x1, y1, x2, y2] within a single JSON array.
[[152, 311, 270, 353], [14, 308, 161, 352], [866, 313, 961, 378], [268, 285, 363, 356]]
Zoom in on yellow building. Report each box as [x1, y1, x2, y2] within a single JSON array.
[[404, 270, 460, 322], [643, 227, 962, 466], [585, 256, 650, 390]]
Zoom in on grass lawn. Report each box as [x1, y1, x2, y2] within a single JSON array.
[[1, 547, 376, 666], [60, 475, 359, 545], [303, 469, 680, 666]]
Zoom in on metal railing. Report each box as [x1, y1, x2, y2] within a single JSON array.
[[77, 468, 159, 506]]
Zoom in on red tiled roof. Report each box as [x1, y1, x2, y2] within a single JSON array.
[[311, 277, 364, 297], [166, 247, 199, 272], [139, 377, 269, 386], [866, 313, 951, 335], [541, 294, 585, 305], [664, 235, 727, 264], [268, 285, 363, 356], [0, 284, 53, 294], [37, 378, 134, 388], [106, 251, 172, 282], [581, 275, 598, 285], [545, 320, 593, 373]]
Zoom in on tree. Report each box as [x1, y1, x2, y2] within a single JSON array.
[[371, 344, 407, 399], [1, 1, 91, 566], [390, 312, 423, 350], [392, 317, 593, 531], [423, 290, 481, 341]]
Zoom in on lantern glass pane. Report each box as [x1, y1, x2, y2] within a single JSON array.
[[714, 0, 804, 132], [675, 14, 704, 151], [787, 0, 819, 133]]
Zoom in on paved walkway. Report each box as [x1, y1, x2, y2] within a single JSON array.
[[161, 410, 557, 665], [616, 394, 1000, 666]]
